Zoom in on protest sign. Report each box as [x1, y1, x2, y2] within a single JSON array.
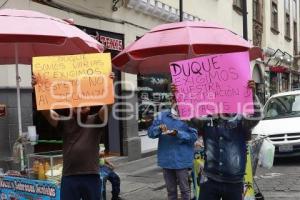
[[33, 53, 114, 110], [170, 51, 253, 119]]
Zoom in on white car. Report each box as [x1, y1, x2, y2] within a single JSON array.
[[252, 90, 300, 157]]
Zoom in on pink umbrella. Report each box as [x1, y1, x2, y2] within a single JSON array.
[[0, 8, 104, 64], [112, 21, 262, 74], [0, 9, 104, 168]]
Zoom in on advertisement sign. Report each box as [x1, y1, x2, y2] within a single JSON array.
[[0, 176, 60, 200]]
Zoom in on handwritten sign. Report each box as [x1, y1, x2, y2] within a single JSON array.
[[33, 53, 114, 110], [170, 51, 253, 119]]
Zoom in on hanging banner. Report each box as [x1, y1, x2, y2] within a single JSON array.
[[0, 176, 60, 200], [192, 147, 255, 200], [244, 146, 255, 200], [33, 53, 114, 110], [170, 51, 253, 119]]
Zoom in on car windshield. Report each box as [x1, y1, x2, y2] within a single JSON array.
[[264, 94, 300, 119]]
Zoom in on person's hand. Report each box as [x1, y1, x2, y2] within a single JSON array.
[[170, 83, 178, 94], [31, 75, 37, 87], [247, 80, 256, 91], [168, 130, 177, 136], [109, 72, 115, 80], [159, 124, 168, 132], [195, 140, 204, 148]]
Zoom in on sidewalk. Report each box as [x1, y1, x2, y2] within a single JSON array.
[[105, 155, 300, 200], [106, 155, 166, 200]]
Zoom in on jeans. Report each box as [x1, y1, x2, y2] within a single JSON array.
[[100, 165, 121, 199], [163, 168, 190, 200], [199, 178, 244, 200], [60, 174, 100, 200]]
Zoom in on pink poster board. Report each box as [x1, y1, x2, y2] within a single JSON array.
[[170, 51, 254, 119]]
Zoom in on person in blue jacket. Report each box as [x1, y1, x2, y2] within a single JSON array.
[[148, 95, 197, 200]]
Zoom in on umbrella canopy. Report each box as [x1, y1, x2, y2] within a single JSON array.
[[0, 9, 104, 169], [112, 21, 262, 74], [0, 8, 104, 64]]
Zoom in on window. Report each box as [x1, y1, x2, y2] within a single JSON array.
[[294, 21, 298, 53], [253, 0, 262, 22], [293, 0, 297, 20], [234, 0, 242, 8], [285, 0, 291, 38], [293, 0, 297, 53], [271, 1, 279, 32], [285, 13, 291, 37], [233, 0, 243, 14]]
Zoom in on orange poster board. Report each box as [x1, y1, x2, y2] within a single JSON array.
[[32, 53, 114, 110]]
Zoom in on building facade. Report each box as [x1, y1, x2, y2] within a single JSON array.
[[0, 0, 300, 165]]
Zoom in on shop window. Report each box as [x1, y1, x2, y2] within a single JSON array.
[[138, 74, 171, 131], [282, 73, 290, 92], [270, 72, 278, 96], [271, 0, 279, 34]]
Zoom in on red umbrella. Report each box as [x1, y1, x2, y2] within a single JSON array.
[[112, 21, 262, 74], [0, 8, 104, 169]]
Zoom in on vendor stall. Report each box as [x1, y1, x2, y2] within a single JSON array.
[[0, 175, 60, 200], [0, 151, 62, 200]]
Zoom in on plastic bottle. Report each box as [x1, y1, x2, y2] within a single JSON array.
[[38, 162, 45, 180], [44, 162, 50, 179], [32, 160, 39, 179]]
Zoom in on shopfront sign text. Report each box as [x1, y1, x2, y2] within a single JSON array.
[[0, 176, 59, 200]]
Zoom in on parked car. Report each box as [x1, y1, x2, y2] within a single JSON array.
[[252, 90, 300, 157]]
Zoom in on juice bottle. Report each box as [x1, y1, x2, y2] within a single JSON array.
[[32, 160, 39, 179], [38, 162, 45, 180], [44, 162, 50, 179]]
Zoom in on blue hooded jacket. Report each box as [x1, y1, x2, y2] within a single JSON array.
[[148, 111, 197, 169]]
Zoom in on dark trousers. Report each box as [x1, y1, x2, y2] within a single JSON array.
[[101, 165, 121, 198], [60, 174, 100, 200], [199, 178, 244, 200], [162, 168, 190, 200]]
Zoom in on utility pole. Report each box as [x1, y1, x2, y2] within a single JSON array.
[[179, 0, 183, 22], [242, 0, 248, 40]]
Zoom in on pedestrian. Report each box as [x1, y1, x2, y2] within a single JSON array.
[[148, 95, 198, 200], [172, 80, 260, 200], [99, 151, 123, 200], [32, 73, 115, 200]]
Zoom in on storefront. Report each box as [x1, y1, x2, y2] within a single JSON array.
[[137, 74, 171, 152], [252, 64, 265, 104], [33, 26, 124, 156], [292, 71, 300, 89], [282, 72, 290, 92], [269, 66, 289, 95], [137, 74, 171, 132]]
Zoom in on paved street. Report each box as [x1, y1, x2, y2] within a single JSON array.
[[105, 155, 300, 200], [255, 156, 300, 200]]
